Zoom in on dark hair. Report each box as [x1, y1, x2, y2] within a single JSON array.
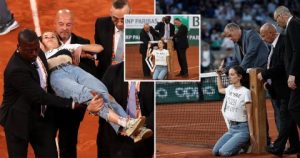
[[18, 29, 38, 45], [230, 65, 248, 87], [112, 0, 128, 9]]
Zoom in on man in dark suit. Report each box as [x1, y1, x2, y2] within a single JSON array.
[[155, 16, 175, 41], [258, 23, 299, 156], [139, 23, 159, 77], [0, 29, 102, 157], [54, 9, 97, 158], [222, 23, 269, 72], [274, 6, 300, 157], [94, 0, 130, 80], [97, 62, 154, 158], [173, 18, 189, 77]]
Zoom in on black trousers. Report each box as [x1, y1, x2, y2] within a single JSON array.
[[5, 115, 57, 158], [289, 88, 300, 126], [273, 97, 299, 153], [141, 52, 151, 76], [176, 48, 188, 75], [56, 108, 85, 158]]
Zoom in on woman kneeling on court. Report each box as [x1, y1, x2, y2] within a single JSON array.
[[40, 31, 151, 142], [147, 39, 170, 80], [212, 65, 254, 157]]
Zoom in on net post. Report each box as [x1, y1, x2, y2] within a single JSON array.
[[249, 68, 267, 153], [167, 39, 174, 79]]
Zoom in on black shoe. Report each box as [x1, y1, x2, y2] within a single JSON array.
[[266, 146, 283, 158], [284, 148, 299, 155]]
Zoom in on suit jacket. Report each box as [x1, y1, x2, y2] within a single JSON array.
[[173, 24, 189, 49], [94, 16, 115, 79], [261, 34, 289, 99], [226, 29, 269, 71], [285, 16, 300, 85], [155, 22, 175, 39], [0, 51, 72, 140], [139, 26, 159, 54], [71, 33, 97, 77], [97, 62, 154, 158]]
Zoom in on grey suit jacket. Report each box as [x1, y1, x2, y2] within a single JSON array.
[[226, 29, 269, 71]]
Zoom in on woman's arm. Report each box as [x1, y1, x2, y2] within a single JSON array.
[[216, 70, 225, 94], [147, 43, 153, 57], [81, 44, 103, 53]]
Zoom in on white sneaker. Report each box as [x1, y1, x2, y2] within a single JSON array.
[[133, 127, 153, 143], [124, 116, 145, 136]]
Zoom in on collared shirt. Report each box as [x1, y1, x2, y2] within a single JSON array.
[[271, 34, 280, 48], [35, 57, 48, 91], [164, 23, 170, 40], [64, 35, 72, 44], [114, 26, 123, 53], [286, 16, 293, 29]]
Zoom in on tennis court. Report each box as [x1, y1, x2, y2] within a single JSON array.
[[0, 0, 154, 157]]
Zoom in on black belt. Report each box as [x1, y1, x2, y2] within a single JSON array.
[[49, 62, 71, 73], [229, 121, 246, 125]]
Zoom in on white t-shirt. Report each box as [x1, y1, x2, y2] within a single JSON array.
[[223, 85, 251, 122], [152, 49, 169, 66]]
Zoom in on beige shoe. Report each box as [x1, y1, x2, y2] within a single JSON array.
[[133, 127, 153, 143], [124, 116, 145, 136]]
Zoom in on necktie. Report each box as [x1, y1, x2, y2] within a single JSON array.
[[127, 82, 137, 118], [267, 45, 274, 69], [114, 31, 124, 63]]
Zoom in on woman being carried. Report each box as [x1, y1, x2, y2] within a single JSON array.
[[40, 31, 150, 141]]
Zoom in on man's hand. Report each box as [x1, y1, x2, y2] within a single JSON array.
[[288, 75, 297, 90], [257, 72, 263, 81], [87, 91, 104, 114], [72, 46, 82, 65]]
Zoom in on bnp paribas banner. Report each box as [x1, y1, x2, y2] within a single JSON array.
[[124, 15, 200, 46]]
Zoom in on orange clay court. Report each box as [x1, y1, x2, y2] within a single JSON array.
[[0, 0, 153, 157]]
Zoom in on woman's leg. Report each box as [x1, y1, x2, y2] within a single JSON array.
[[153, 67, 160, 80], [218, 123, 250, 156], [212, 131, 233, 156], [157, 66, 168, 80], [51, 66, 142, 134]]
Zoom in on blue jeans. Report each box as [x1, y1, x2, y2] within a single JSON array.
[[50, 65, 128, 133], [153, 65, 167, 80], [212, 122, 250, 157]]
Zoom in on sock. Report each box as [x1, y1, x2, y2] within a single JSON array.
[[118, 117, 127, 127]]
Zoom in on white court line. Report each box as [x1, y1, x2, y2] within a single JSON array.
[[29, 0, 41, 36], [156, 150, 201, 157]]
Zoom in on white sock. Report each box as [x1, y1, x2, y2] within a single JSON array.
[[118, 117, 127, 127]]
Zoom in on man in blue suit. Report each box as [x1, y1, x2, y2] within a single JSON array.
[[222, 23, 269, 72]]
